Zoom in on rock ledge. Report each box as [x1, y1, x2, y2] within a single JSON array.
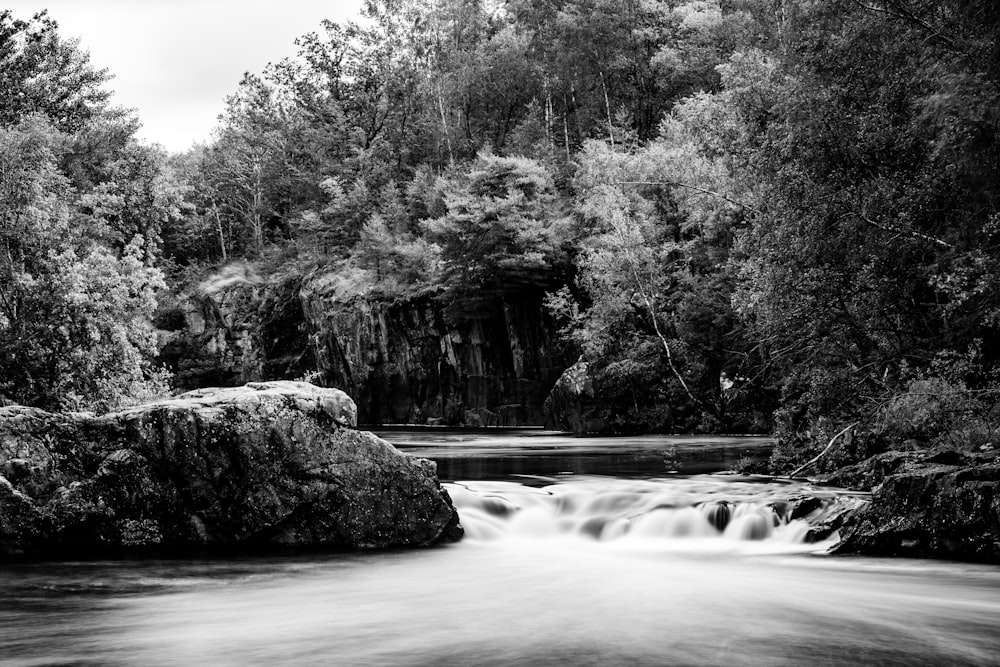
[[826, 448, 1000, 562]]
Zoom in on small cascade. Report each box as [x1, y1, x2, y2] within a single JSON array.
[[446, 476, 861, 551]]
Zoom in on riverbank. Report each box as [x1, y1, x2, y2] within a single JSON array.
[[823, 446, 1000, 563]]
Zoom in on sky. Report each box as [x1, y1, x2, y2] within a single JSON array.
[[5, 1, 363, 152]]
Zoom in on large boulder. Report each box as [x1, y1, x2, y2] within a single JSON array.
[[543, 358, 673, 434], [543, 359, 608, 434], [0, 381, 462, 558], [830, 447, 1000, 562]]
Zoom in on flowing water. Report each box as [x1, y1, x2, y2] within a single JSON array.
[[3, 429, 1000, 666]]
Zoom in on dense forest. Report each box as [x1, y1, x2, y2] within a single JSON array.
[[1, 0, 998, 473]]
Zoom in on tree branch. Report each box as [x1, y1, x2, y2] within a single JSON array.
[[789, 422, 858, 478], [853, 212, 953, 249], [611, 181, 761, 215], [848, 1, 962, 56], [612, 221, 705, 409]]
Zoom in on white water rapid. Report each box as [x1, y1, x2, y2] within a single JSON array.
[[447, 475, 855, 554]]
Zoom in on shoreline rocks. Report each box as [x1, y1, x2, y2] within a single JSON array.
[[0, 381, 462, 559], [825, 447, 1000, 563]]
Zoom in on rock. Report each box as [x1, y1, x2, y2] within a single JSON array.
[[543, 358, 607, 434], [822, 451, 917, 490], [543, 356, 688, 435], [0, 381, 462, 558], [796, 495, 869, 543], [159, 265, 569, 426], [831, 451, 1000, 562], [301, 284, 566, 426]]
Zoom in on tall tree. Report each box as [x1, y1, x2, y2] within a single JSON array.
[[0, 118, 167, 410], [731, 0, 1000, 444], [206, 75, 288, 255], [0, 10, 114, 131], [422, 152, 570, 318]]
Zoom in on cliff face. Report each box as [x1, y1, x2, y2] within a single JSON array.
[[158, 265, 569, 426], [301, 286, 566, 426]]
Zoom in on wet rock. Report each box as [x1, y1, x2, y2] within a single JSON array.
[[701, 501, 732, 531], [797, 496, 868, 543], [822, 451, 917, 491], [0, 381, 461, 558], [831, 451, 1000, 562]]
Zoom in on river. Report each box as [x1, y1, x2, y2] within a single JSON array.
[[3, 429, 999, 666]]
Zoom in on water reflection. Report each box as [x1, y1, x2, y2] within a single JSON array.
[[375, 427, 773, 479]]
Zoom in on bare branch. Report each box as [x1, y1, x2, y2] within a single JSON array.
[[848, 1, 962, 56], [789, 422, 859, 477], [612, 221, 705, 409], [853, 213, 953, 249]]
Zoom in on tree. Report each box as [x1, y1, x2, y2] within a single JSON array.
[[729, 0, 1000, 451], [0, 10, 113, 131], [205, 75, 287, 255], [563, 117, 755, 430], [422, 152, 569, 318], [0, 118, 167, 411]]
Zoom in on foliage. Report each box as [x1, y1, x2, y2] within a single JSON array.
[[422, 153, 570, 318], [6, 0, 1000, 452], [0, 10, 114, 131], [0, 118, 168, 411], [728, 0, 1000, 458]]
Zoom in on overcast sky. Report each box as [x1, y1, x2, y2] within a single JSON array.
[[5, 1, 362, 152]]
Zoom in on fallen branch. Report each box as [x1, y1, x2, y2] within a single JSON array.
[[789, 422, 859, 478]]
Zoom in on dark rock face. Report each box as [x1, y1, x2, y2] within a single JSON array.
[[158, 266, 568, 426], [0, 382, 462, 558], [304, 292, 565, 426], [543, 358, 606, 434], [156, 264, 269, 388], [543, 358, 672, 435], [829, 448, 1000, 562], [786, 495, 868, 544]]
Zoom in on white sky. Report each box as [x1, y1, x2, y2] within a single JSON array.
[[5, 1, 362, 152]]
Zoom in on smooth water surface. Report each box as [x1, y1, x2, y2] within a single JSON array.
[[3, 431, 1000, 667], [377, 427, 773, 478]]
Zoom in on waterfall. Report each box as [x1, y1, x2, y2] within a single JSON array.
[[446, 476, 860, 552]]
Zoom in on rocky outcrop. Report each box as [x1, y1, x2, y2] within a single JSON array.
[[158, 264, 569, 426], [302, 286, 566, 426], [543, 358, 606, 434], [783, 494, 869, 543], [157, 265, 316, 389], [828, 447, 1000, 562], [543, 357, 682, 434], [0, 381, 462, 558]]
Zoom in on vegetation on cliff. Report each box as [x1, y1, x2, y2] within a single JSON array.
[[2, 3, 999, 471]]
